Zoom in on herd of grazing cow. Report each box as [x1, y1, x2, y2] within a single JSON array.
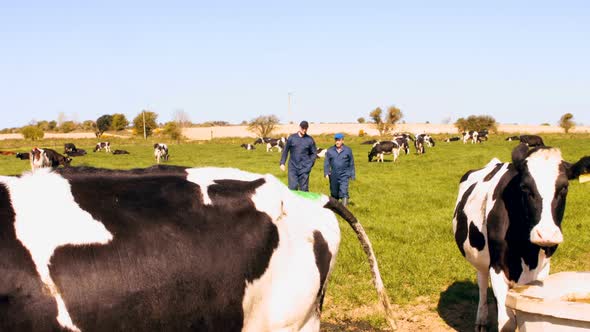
[[1, 132, 589, 332]]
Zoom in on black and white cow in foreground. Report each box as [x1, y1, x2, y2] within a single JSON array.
[[0, 166, 396, 332], [519, 134, 545, 147], [93, 142, 111, 152], [240, 143, 256, 150], [30, 147, 72, 171], [368, 140, 401, 162], [154, 143, 169, 163], [453, 144, 590, 331]]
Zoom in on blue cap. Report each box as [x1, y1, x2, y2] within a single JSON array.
[[334, 133, 344, 140]]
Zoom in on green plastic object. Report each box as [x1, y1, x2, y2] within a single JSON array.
[[292, 190, 322, 201]]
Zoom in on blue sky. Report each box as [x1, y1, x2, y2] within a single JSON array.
[[1, 1, 589, 128]]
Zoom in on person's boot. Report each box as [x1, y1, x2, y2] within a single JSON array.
[[342, 197, 348, 206]]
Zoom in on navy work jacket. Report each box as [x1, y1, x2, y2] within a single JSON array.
[[324, 145, 356, 179], [280, 133, 317, 174]]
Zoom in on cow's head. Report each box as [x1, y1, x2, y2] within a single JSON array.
[[30, 147, 43, 161], [253, 138, 263, 145], [511, 143, 590, 247], [368, 144, 379, 162], [93, 144, 99, 152]]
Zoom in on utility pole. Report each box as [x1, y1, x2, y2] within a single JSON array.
[[142, 110, 147, 140]]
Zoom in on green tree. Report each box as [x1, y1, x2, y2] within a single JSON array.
[[357, 117, 366, 124], [162, 121, 184, 142], [81, 120, 97, 131], [111, 113, 129, 131], [132, 111, 158, 138], [559, 113, 575, 133], [20, 126, 44, 140], [454, 115, 498, 133], [247, 115, 280, 138], [96, 114, 113, 137], [369, 106, 403, 137], [59, 121, 77, 133], [48, 120, 57, 131]]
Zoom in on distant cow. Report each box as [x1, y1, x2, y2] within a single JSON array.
[[477, 130, 489, 142], [416, 134, 435, 147], [0, 151, 16, 156], [64, 143, 78, 154], [444, 137, 460, 142], [30, 147, 71, 171], [112, 149, 130, 155], [519, 134, 545, 147], [15, 152, 30, 160], [240, 143, 256, 150], [462, 131, 479, 144], [393, 136, 411, 155], [93, 142, 111, 152], [154, 143, 169, 164], [253, 137, 272, 145], [505, 136, 520, 141], [368, 141, 401, 162], [66, 149, 87, 157], [454, 144, 590, 331], [316, 148, 327, 158], [266, 137, 286, 152], [414, 135, 426, 154], [0, 166, 397, 331]]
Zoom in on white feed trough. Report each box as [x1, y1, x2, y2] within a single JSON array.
[[506, 272, 590, 331]]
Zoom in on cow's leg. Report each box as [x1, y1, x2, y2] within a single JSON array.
[[475, 270, 489, 331], [266, 143, 271, 152], [489, 269, 516, 332]]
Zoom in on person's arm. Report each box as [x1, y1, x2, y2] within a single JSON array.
[[279, 137, 290, 168], [309, 138, 317, 164]]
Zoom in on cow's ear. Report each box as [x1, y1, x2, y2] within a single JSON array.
[[511, 143, 529, 169], [565, 156, 590, 180]]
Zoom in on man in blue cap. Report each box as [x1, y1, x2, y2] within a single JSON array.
[[280, 120, 317, 191], [324, 133, 355, 206]]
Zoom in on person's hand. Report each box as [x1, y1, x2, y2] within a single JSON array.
[[280, 164, 285, 172], [325, 175, 329, 180]]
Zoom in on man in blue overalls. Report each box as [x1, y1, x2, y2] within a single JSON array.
[[324, 133, 355, 206], [280, 121, 317, 191]]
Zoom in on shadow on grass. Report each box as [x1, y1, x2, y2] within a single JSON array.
[[437, 281, 498, 332]]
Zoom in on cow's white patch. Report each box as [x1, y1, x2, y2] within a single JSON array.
[[186, 167, 266, 205], [526, 149, 564, 245], [518, 249, 550, 284], [242, 184, 339, 331], [4, 169, 113, 331]]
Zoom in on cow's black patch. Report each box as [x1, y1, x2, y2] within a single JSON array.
[[483, 163, 503, 182], [0, 183, 62, 331], [468, 221, 486, 251], [313, 230, 332, 310], [48, 166, 279, 331], [454, 183, 477, 257], [459, 170, 476, 183]]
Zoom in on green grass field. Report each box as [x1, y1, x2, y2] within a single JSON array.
[[1, 133, 589, 330]]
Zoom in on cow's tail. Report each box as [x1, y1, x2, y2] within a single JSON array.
[[323, 196, 397, 331]]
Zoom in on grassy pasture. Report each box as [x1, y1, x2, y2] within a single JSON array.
[[1, 133, 589, 330]]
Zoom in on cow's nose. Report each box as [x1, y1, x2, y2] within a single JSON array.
[[533, 227, 563, 246]]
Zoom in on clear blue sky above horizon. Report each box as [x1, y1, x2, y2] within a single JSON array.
[[1, 1, 589, 129]]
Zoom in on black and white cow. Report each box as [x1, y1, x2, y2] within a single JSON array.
[[316, 147, 327, 158], [444, 136, 461, 142], [462, 131, 479, 144], [15, 152, 30, 160], [368, 140, 401, 162], [415, 134, 435, 148], [154, 143, 169, 163], [414, 135, 426, 154], [453, 144, 590, 331], [112, 149, 130, 155], [30, 147, 71, 171], [240, 143, 256, 150], [253, 137, 272, 145], [393, 136, 410, 155], [477, 130, 489, 142], [519, 134, 545, 147], [93, 142, 111, 152], [266, 137, 286, 152], [64, 143, 78, 154], [505, 136, 520, 141], [66, 149, 87, 157], [0, 166, 396, 331]]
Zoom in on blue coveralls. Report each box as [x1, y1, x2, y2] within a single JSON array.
[[280, 133, 317, 191], [323, 145, 355, 199]]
